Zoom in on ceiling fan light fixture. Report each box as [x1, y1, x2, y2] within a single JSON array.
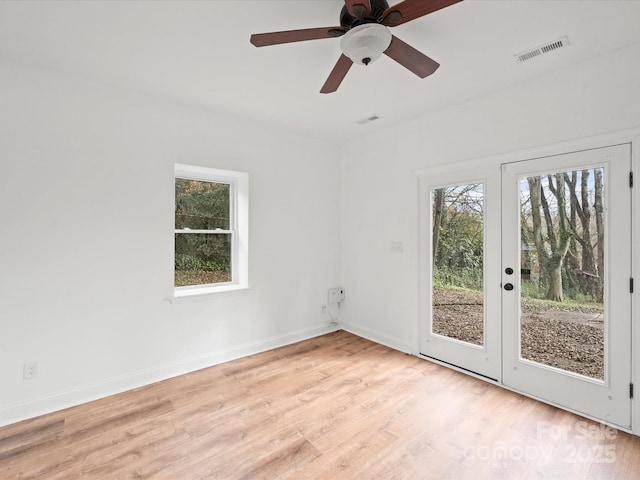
[[340, 23, 392, 66]]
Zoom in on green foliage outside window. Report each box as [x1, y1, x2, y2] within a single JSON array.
[[432, 184, 484, 292]]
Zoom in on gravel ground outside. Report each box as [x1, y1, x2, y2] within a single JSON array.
[[175, 270, 230, 287], [432, 286, 604, 380]]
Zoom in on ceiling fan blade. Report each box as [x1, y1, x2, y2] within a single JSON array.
[[320, 54, 354, 94], [250, 27, 345, 47], [384, 35, 440, 78], [345, 0, 372, 18], [382, 0, 463, 27]]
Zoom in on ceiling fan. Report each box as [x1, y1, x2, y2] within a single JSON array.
[[250, 0, 463, 94]]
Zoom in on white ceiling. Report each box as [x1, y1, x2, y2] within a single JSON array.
[[1, 0, 640, 143]]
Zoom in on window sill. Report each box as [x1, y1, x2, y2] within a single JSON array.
[[167, 283, 250, 304]]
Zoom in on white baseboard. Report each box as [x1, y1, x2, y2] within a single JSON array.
[[0, 324, 339, 428], [341, 321, 413, 354]]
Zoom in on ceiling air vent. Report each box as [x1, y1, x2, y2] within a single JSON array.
[[515, 36, 570, 63], [356, 114, 381, 125]]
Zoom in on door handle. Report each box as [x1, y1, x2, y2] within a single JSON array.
[[504, 283, 514, 291]]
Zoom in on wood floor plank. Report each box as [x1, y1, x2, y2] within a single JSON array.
[[2, 330, 640, 479], [0, 419, 64, 462]]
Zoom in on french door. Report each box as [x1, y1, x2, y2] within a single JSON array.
[[420, 143, 632, 427], [502, 144, 632, 428], [419, 167, 501, 380]]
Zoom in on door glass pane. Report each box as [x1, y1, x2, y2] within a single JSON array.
[[432, 183, 484, 346], [519, 168, 605, 380]]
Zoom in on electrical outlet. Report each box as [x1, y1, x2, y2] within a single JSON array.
[[328, 287, 345, 304], [23, 361, 38, 380]]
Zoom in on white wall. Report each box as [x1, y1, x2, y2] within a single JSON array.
[[0, 59, 341, 426], [339, 42, 640, 426]]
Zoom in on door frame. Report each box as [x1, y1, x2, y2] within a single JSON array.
[[415, 127, 640, 434]]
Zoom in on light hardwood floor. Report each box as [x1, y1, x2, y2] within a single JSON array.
[[1, 330, 640, 479]]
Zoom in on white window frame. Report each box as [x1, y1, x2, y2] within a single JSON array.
[[174, 163, 248, 298]]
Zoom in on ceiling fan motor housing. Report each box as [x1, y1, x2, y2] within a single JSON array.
[[339, 0, 390, 29]]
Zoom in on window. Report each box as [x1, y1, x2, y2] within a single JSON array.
[[174, 164, 248, 297]]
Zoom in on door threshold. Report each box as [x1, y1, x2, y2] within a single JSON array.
[[419, 353, 498, 383]]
